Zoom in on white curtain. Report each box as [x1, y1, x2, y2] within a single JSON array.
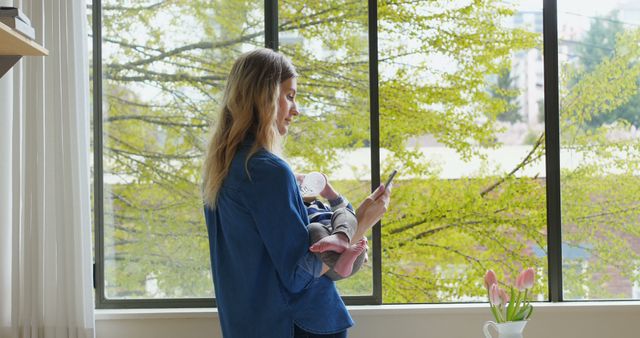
[[0, 0, 95, 337]]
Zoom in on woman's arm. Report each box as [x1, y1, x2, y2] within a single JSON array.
[[243, 155, 324, 293]]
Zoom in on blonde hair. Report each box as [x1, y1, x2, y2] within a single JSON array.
[[202, 48, 297, 208]]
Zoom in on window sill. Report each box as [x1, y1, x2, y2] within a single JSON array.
[[95, 300, 640, 320]]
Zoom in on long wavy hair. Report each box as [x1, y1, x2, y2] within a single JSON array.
[[202, 48, 297, 208]]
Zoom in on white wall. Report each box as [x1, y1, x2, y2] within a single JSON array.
[[96, 302, 640, 338]]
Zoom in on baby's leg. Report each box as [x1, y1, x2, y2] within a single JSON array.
[[309, 208, 356, 254], [325, 244, 367, 280], [309, 222, 343, 278], [308, 222, 331, 246], [309, 233, 349, 253], [330, 207, 357, 241], [348, 238, 368, 276], [333, 238, 368, 278]]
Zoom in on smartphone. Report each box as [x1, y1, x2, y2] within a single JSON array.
[[384, 169, 398, 187]]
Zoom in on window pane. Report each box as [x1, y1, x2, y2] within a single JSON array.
[[278, 2, 373, 296], [378, 0, 547, 303], [101, 0, 263, 299], [559, 0, 640, 300]]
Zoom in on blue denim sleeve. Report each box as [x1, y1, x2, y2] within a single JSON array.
[[243, 155, 323, 293]]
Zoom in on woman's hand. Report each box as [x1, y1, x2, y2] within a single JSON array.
[[352, 184, 391, 242]]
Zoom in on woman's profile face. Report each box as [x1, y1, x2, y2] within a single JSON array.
[[276, 77, 298, 135]]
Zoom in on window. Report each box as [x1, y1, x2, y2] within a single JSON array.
[[559, 0, 640, 300], [94, 0, 265, 306], [377, 0, 547, 303], [92, 0, 640, 308], [277, 1, 375, 299]]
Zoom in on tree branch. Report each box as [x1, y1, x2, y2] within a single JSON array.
[[87, 1, 168, 11], [416, 242, 484, 266], [106, 114, 208, 129], [117, 32, 263, 69], [105, 66, 224, 85], [480, 131, 545, 197]]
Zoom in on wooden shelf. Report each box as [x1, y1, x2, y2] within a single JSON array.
[[0, 21, 48, 78], [0, 21, 48, 56]]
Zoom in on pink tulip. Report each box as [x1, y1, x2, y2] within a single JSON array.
[[516, 268, 535, 290], [484, 270, 498, 290], [489, 283, 502, 306], [515, 273, 525, 291], [499, 287, 510, 304]]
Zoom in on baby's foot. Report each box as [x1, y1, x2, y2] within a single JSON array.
[[309, 233, 349, 254], [333, 239, 368, 278]]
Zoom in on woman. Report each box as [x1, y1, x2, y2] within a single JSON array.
[[202, 48, 391, 338]]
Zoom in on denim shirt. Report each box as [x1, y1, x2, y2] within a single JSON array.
[[203, 142, 353, 338]]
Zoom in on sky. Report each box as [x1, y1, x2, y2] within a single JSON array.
[[514, 0, 640, 26]]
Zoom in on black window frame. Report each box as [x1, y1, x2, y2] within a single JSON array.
[[92, 0, 566, 309]]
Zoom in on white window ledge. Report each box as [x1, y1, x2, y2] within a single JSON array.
[[95, 300, 640, 320], [95, 302, 640, 338]]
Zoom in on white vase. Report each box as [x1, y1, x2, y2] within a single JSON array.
[[483, 320, 528, 338]]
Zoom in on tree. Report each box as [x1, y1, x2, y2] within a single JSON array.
[[559, 27, 640, 299], [94, 0, 640, 303], [490, 68, 522, 124], [574, 11, 640, 128]]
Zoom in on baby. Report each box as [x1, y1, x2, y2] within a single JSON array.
[[298, 173, 367, 280]]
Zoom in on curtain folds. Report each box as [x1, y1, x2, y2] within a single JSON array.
[[0, 0, 95, 337]]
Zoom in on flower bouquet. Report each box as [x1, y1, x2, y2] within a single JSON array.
[[483, 268, 535, 323]]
